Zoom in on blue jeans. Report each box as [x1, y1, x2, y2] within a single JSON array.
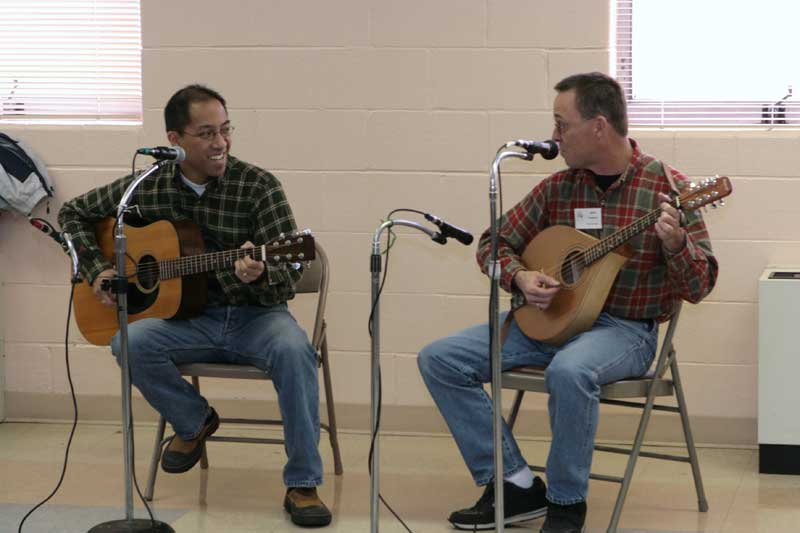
[[110, 304, 323, 488], [417, 312, 658, 505]]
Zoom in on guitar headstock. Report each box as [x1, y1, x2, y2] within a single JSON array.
[[263, 232, 316, 264], [677, 175, 732, 212]]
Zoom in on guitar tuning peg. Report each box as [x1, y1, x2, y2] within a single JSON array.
[[710, 202, 718, 209], [279, 232, 285, 240], [719, 199, 725, 207]]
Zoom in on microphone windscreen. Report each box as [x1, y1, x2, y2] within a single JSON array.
[[541, 140, 559, 160], [173, 146, 186, 162]]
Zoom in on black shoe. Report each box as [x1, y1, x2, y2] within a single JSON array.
[[448, 477, 547, 530], [161, 407, 219, 474], [283, 487, 333, 527], [540, 500, 586, 533]]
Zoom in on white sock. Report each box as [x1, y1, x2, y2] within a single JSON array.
[[504, 466, 534, 489]]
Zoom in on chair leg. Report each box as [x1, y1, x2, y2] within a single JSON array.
[[671, 357, 709, 512], [507, 390, 526, 431], [320, 335, 343, 475], [145, 415, 167, 502], [607, 386, 659, 533], [191, 376, 210, 470]]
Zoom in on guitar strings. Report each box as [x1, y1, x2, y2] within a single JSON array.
[[531, 206, 663, 283], [130, 247, 291, 279]]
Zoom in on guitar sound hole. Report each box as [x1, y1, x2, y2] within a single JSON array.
[[560, 250, 584, 285], [136, 255, 159, 291]]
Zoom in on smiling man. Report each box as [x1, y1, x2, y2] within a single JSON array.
[[59, 85, 332, 528]]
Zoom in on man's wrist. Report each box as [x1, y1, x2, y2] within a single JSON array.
[[664, 231, 687, 254]]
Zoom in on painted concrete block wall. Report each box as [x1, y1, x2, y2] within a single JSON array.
[[1, 0, 794, 445]]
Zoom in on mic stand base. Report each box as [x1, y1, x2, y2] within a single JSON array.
[[88, 518, 174, 532]]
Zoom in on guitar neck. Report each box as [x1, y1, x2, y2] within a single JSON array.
[[159, 246, 275, 280], [583, 207, 662, 265]]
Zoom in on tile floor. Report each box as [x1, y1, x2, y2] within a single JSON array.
[[1, 421, 798, 532]]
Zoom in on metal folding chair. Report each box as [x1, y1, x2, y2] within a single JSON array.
[[502, 303, 708, 532], [145, 241, 342, 501]]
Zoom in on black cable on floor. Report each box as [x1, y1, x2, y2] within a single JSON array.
[[17, 284, 80, 533], [16, 272, 159, 531]]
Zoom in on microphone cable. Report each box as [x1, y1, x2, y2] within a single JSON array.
[[367, 208, 418, 533], [16, 278, 159, 532], [18, 173, 160, 531], [16, 282, 79, 533]]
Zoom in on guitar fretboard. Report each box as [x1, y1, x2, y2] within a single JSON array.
[[582, 208, 662, 266], [158, 246, 280, 280]]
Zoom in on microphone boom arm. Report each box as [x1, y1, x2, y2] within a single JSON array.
[[371, 218, 443, 254]]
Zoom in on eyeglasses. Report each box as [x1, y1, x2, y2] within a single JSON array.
[[182, 125, 235, 142], [554, 116, 597, 136], [553, 120, 568, 136]]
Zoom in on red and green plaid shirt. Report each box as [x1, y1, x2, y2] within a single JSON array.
[[477, 139, 718, 322]]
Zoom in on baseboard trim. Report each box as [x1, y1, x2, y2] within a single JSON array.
[[4, 392, 756, 447]]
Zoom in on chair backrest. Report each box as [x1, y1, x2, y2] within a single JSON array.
[[293, 241, 330, 350]]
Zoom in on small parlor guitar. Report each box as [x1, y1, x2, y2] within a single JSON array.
[[513, 176, 732, 345], [73, 218, 314, 345]]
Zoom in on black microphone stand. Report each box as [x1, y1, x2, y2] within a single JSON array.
[[369, 217, 445, 533], [89, 160, 174, 533], [489, 145, 536, 533]]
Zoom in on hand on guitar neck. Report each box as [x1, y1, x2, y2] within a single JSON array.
[[655, 192, 687, 253], [235, 241, 265, 283], [513, 270, 561, 311]]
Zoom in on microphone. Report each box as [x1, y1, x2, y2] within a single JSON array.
[[136, 146, 186, 162], [424, 213, 474, 245], [512, 139, 559, 160], [29, 217, 68, 249]]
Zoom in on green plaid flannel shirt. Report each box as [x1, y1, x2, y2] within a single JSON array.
[[58, 155, 301, 307]]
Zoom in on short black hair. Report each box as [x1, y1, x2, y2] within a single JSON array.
[[554, 72, 628, 136], [164, 84, 227, 133]]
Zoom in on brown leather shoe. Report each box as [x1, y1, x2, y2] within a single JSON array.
[[283, 487, 332, 527], [161, 407, 219, 474]]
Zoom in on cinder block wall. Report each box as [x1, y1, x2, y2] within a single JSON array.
[[1, 0, 795, 446]]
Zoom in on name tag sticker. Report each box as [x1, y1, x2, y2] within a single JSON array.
[[574, 208, 602, 230]]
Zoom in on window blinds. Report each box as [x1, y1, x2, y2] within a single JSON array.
[[614, 0, 799, 128], [0, 0, 142, 123]]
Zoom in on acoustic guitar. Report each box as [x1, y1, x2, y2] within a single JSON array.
[[512, 176, 732, 346], [73, 217, 315, 346]]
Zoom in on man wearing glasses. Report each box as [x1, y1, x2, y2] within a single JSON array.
[[58, 85, 332, 527], [417, 72, 718, 532]]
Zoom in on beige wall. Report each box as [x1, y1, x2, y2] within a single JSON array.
[[0, 0, 795, 446]]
